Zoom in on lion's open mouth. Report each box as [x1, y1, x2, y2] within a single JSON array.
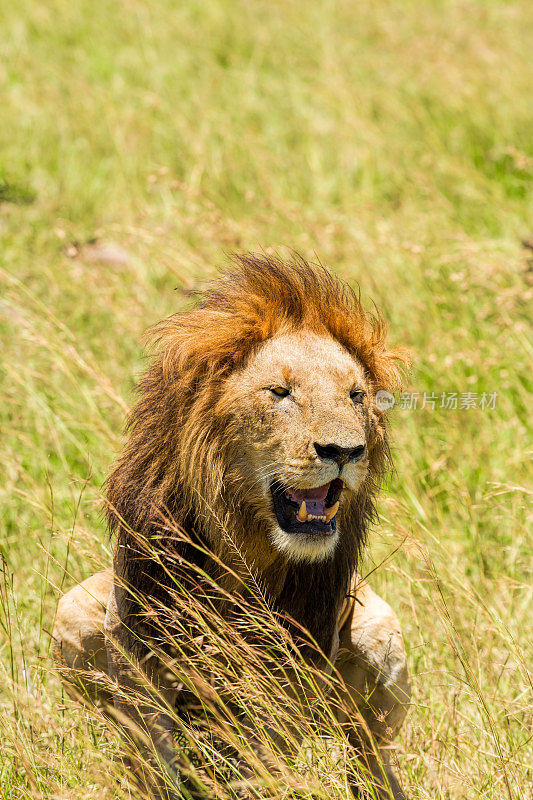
[[270, 478, 344, 536]]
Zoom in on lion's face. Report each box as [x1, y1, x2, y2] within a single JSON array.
[[223, 330, 373, 562]]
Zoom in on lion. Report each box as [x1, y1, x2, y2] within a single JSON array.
[[53, 253, 411, 799]]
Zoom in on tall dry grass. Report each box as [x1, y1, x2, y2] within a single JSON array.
[[0, 0, 531, 797]]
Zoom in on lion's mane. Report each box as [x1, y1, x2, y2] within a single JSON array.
[[106, 253, 407, 655]]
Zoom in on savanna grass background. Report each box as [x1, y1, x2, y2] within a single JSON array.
[[0, 0, 531, 797]]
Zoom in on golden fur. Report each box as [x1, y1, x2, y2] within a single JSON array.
[[54, 254, 412, 799], [105, 253, 408, 656]]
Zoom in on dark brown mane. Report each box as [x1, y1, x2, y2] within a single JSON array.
[[105, 253, 408, 656]]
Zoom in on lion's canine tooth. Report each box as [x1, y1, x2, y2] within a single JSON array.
[[297, 501, 307, 522], [325, 501, 340, 522]]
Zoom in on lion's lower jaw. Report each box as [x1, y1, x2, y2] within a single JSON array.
[[270, 525, 339, 563]]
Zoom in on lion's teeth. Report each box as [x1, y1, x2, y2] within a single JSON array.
[[297, 501, 307, 522], [325, 501, 340, 522], [303, 513, 327, 523], [297, 502, 334, 524]]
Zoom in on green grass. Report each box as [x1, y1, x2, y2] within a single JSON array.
[[0, 0, 531, 797]]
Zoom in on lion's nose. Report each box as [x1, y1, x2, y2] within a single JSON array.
[[314, 442, 366, 466]]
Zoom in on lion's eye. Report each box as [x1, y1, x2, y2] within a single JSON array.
[[270, 386, 290, 398], [350, 390, 365, 405]]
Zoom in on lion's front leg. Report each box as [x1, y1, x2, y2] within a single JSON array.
[[334, 578, 411, 800], [52, 569, 114, 707], [104, 579, 180, 800], [53, 570, 180, 798]]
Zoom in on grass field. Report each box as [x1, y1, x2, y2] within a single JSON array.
[[0, 0, 532, 797]]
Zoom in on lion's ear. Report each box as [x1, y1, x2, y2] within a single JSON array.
[[146, 307, 261, 386], [341, 305, 410, 397], [372, 346, 411, 394]]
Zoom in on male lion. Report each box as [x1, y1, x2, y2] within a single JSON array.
[[53, 254, 411, 799]]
